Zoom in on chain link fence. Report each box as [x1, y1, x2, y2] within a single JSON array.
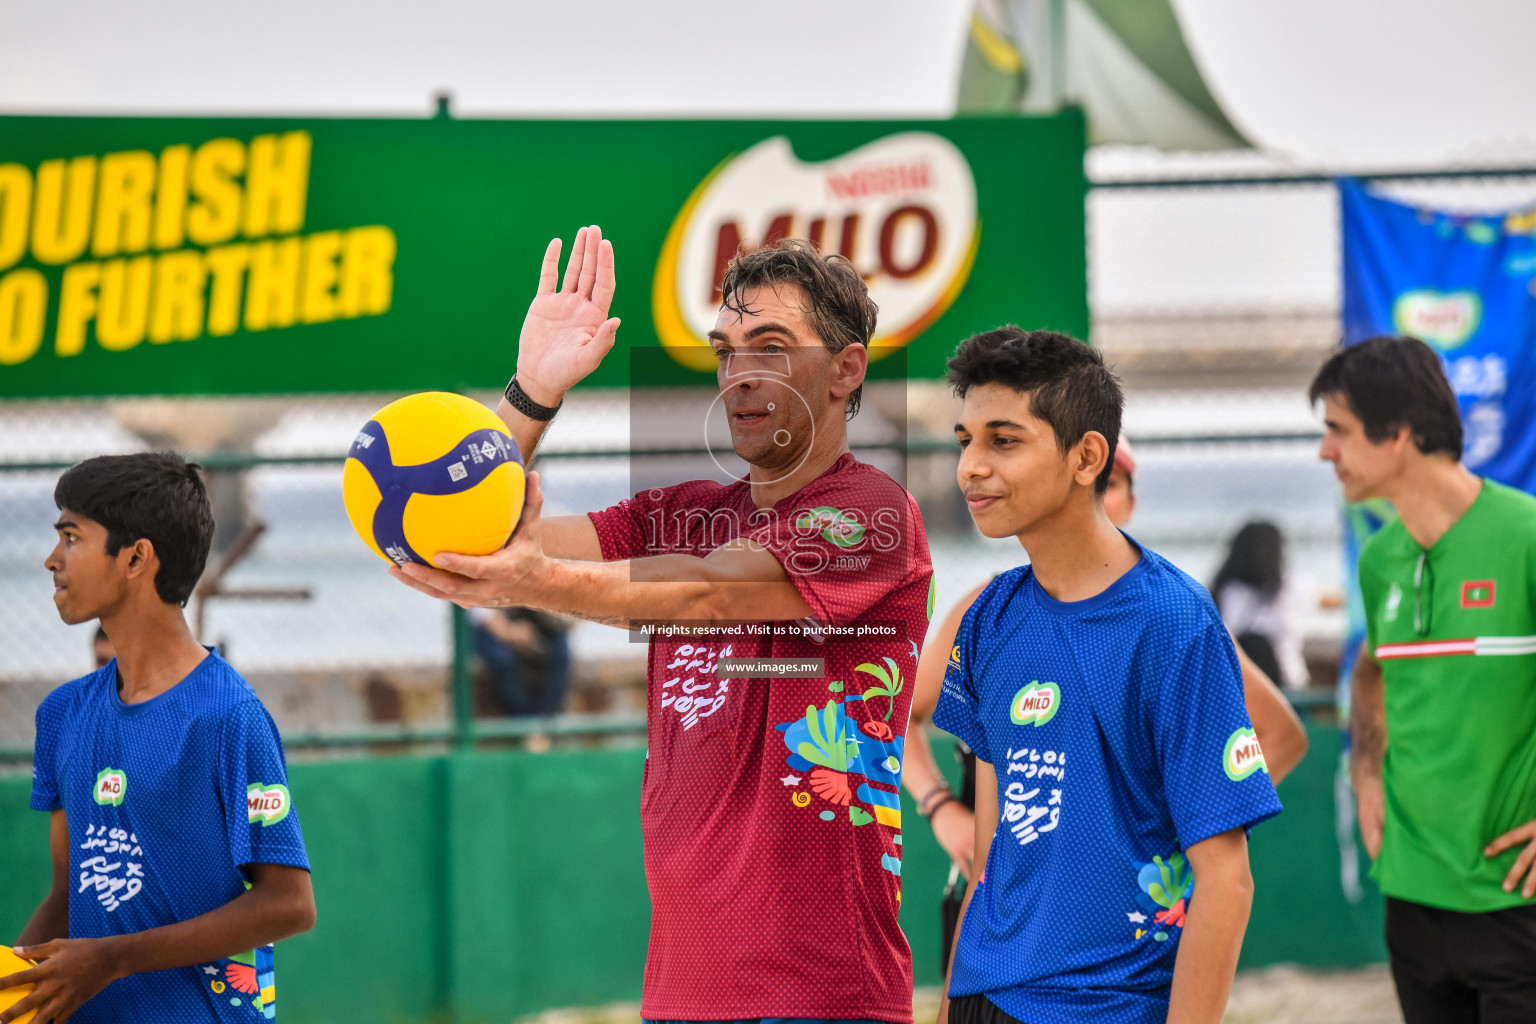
[[0, 385, 1343, 760], [10, 161, 1536, 760], [1085, 154, 1536, 700], [0, 391, 644, 760]]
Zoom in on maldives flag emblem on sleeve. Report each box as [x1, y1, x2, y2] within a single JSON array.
[[1462, 580, 1496, 608]]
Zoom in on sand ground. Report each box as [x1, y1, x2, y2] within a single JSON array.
[[519, 964, 1404, 1024]]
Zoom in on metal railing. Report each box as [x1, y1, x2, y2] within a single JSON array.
[[1092, 163, 1536, 190], [0, 430, 1330, 477]]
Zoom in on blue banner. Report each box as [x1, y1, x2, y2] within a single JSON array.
[[1341, 179, 1536, 485]]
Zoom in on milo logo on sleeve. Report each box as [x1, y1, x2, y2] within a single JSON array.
[[246, 783, 292, 826], [1009, 681, 1061, 726], [93, 767, 127, 806], [1223, 729, 1269, 781]]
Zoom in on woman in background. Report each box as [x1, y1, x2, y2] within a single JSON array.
[[1212, 520, 1310, 692]]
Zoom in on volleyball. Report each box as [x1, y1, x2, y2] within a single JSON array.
[[0, 946, 37, 1024], [342, 392, 526, 567]]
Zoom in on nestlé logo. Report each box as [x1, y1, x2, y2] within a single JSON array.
[[1009, 681, 1061, 727], [653, 131, 979, 372]]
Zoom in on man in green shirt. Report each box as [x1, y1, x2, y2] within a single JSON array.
[[1312, 335, 1536, 1023]]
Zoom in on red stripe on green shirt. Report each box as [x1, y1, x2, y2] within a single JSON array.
[[1375, 635, 1536, 660]]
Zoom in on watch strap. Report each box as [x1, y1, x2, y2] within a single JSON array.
[[504, 376, 562, 421]]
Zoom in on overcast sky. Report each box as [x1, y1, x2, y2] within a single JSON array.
[[3, 1, 1536, 167]]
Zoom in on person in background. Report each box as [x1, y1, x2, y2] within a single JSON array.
[[469, 607, 572, 716], [92, 625, 114, 669], [1212, 520, 1310, 691], [1315, 336, 1536, 1023], [907, 436, 1308, 972]]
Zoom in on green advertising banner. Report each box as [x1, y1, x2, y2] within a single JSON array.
[[0, 113, 1085, 397]]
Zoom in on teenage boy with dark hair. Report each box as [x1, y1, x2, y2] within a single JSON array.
[[2, 453, 315, 1024], [905, 436, 1308, 974], [932, 327, 1282, 1024], [1313, 335, 1536, 1023]]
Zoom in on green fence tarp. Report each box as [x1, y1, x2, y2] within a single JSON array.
[[0, 725, 1383, 1023]]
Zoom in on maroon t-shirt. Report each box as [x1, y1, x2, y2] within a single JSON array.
[[589, 453, 934, 1022]]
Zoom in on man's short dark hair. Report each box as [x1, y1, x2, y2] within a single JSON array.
[[1308, 336, 1462, 458], [54, 452, 215, 606], [946, 327, 1124, 494], [718, 238, 879, 420]]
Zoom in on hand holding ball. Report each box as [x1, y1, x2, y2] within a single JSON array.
[[343, 392, 527, 567], [0, 946, 38, 1024]]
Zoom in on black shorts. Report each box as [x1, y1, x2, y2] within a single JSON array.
[[1386, 896, 1536, 1024], [947, 994, 1023, 1024]]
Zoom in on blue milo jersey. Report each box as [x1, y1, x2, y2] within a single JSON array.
[[30, 650, 308, 1023], [933, 544, 1282, 1024]]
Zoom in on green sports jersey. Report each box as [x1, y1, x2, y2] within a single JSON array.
[[1359, 478, 1536, 912]]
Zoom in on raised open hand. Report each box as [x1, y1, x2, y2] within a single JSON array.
[[515, 225, 620, 407]]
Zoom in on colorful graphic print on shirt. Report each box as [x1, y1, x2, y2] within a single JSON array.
[[774, 656, 910, 883], [198, 946, 276, 1019], [1125, 852, 1194, 942]]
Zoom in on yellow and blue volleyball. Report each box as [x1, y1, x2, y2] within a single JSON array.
[[342, 392, 526, 567], [0, 945, 37, 1023]]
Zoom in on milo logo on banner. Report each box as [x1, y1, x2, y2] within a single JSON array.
[[1009, 681, 1061, 727], [1393, 289, 1482, 349], [653, 131, 979, 371], [1223, 728, 1268, 781], [246, 782, 292, 826]]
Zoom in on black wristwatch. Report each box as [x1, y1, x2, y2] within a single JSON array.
[[504, 375, 562, 421]]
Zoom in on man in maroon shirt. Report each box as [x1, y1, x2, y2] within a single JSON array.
[[394, 227, 933, 1023]]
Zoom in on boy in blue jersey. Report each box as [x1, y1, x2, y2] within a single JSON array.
[[2, 453, 315, 1024], [933, 329, 1282, 1024]]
